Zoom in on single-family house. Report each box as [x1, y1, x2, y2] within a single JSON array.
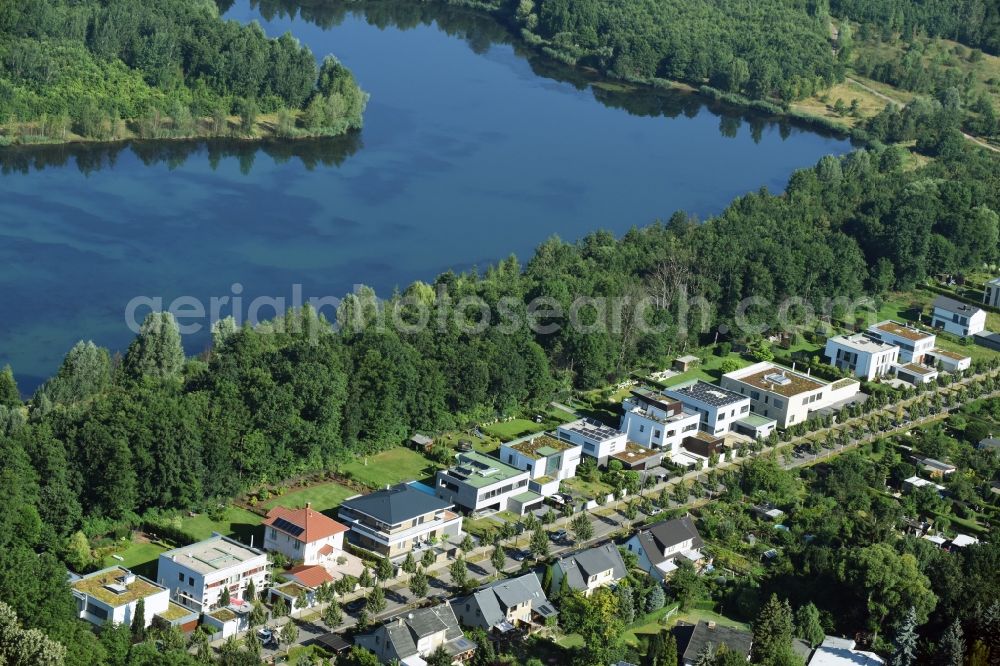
[[977, 436, 1000, 451], [157, 535, 268, 613], [556, 418, 630, 467], [619, 390, 701, 456], [985, 276, 1000, 308], [912, 456, 956, 478], [354, 604, 476, 665], [807, 636, 884, 666], [550, 543, 628, 597], [452, 573, 557, 633], [499, 433, 582, 497], [339, 483, 463, 559], [932, 295, 986, 337], [624, 515, 704, 581], [70, 566, 170, 629], [924, 347, 972, 373], [679, 621, 753, 666], [202, 599, 252, 639], [867, 321, 936, 364], [664, 380, 752, 436], [824, 333, 899, 381], [720, 362, 862, 429], [263, 504, 348, 565], [436, 451, 539, 516]]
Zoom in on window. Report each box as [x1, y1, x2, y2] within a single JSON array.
[[178, 573, 184, 582], [750, 391, 760, 400], [638, 425, 645, 433], [293, 541, 300, 551], [270, 528, 277, 539], [188, 576, 194, 586], [773, 398, 784, 409], [654, 430, 661, 438]]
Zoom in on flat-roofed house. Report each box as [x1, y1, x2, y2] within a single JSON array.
[[550, 543, 628, 597], [436, 451, 538, 515], [354, 604, 476, 664], [932, 295, 986, 337], [720, 362, 862, 429], [499, 433, 582, 497], [894, 362, 939, 385], [680, 621, 753, 666], [867, 320, 936, 363], [985, 276, 1000, 308], [619, 390, 701, 456], [157, 535, 268, 612], [664, 380, 752, 436], [556, 418, 629, 467], [339, 483, 463, 559], [624, 515, 704, 582], [70, 566, 170, 628], [452, 573, 557, 633], [923, 347, 972, 373], [824, 333, 899, 380], [262, 504, 348, 565]]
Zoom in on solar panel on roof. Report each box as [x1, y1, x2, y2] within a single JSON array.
[[272, 517, 304, 537]]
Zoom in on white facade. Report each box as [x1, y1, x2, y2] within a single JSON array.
[[894, 362, 939, 385], [617, 392, 700, 456], [720, 362, 861, 429], [499, 434, 582, 483], [663, 380, 751, 436], [157, 535, 268, 612], [436, 451, 533, 513], [932, 297, 986, 337], [867, 320, 936, 363], [924, 348, 972, 373], [824, 333, 899, 380], [985, 277, 1000, 308], [71, 567, 169, 629], [263, 505, 347, 565], [556, 418, 629, 465]]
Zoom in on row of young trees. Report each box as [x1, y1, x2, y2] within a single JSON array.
[[0, 0, 367, 141]]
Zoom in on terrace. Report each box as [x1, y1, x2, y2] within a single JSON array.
[[509, 434, 575, 459], [873, 320, 933, 342], [72, 568, 163, 607], [736, 367, 824, 398]]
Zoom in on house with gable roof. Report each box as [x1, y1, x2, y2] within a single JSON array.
[[354, 604, 476, 665], [452, 572, 557, 633], [263, 504, 348, 565], [624, 515, 704, 581], [550, 543, 628, 597]]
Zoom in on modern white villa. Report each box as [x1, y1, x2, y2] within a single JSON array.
[[157, 535, 268, 612], [619, 390, 701, 455], [867, 320, 936, 363], [70, 566, 170, 629], [555, 418, 629, 466], [824, 333, 899, 380], [663, 380, 752, 436], [720, 362, 862, 428]]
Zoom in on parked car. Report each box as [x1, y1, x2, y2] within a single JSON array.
[[551, 529, 568, 542], [257, 627, 273, 641], [344, 598, 367, 614], [511, 550, 527, 562], [457, 440, 473, 452]]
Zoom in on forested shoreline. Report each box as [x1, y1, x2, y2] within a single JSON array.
[[0, 0, 368, 146]]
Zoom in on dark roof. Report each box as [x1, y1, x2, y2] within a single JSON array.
[[340, 483, 451, 525], [314, 633, 351, 653], [667, 381, 746, 407], [356, 604, 463, 660], [647, 515, 704, 555], [978, 438, 1000, 450], [555, 544, 628, 592], [459, 573, 552, 629], [681, 621, 752, 662], [933, 295, 983, 317]]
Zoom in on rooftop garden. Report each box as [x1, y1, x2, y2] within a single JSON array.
[[73, 569, 161, 607]]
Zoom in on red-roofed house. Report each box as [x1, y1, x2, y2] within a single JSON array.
[[263, 504, 348, 565]]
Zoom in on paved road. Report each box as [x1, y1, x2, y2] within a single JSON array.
[[229, 367, 1000, 658], [846, 77, 1000, 154]]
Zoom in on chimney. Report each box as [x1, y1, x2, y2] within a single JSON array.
[[708, 621, 717, 630], [306, 502, 312, 510]]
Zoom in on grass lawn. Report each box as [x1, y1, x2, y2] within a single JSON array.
[[180, 506, 263, 542], [340, 447, 441, 487], [438, 430, 497, 454], [562, 476, 615, 501], [625, 605, 679, 646], [670, 607, 749, 631], [659, 352, 752, 387], [102, 540, 169, 578], [481, 418, 548, 441], [258, 482, 357, 514]]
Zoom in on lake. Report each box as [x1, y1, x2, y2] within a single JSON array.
[[0, 0, 853, 391]]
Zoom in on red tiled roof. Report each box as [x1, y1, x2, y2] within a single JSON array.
[[285, 564, 333, 589], [263, 505, 348, 543], [318, 544, 335, 556]]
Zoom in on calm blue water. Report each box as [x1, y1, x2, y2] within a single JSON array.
[[0, 1, 852, 390]]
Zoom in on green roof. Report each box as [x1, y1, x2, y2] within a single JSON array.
[[736, 414, 775, 427], [513, 491, 542, 503], [446, 451, 525, 488], [157, 602, 195, 622], [72, 567, 164, 607], [507, 434, 576, 459]]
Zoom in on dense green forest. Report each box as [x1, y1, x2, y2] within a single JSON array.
[[0, 0, 367, 144], [830, 0, 1000, 54], [473, 0, 842, 101]]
